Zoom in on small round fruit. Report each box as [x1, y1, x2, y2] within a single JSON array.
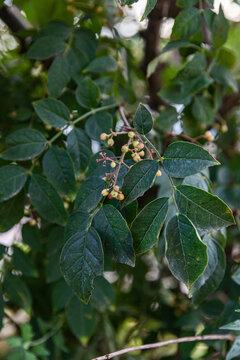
[[205, 131, 214, 142], [108, 138, 114, 146], [138, 150, 145, 157], [111, 190, 118, 198], [133, 155, 141, 162], [133, 140, 139, 148], [100, 133, 108, 141], [156, 170, 162, 177], [137, 142, 144, 150], [221, 124, 228, 133], [29, 219, 37, 227], [117, 193, 125, 201], [128, 131, 135, 138], [24, 208, 30, 216], [113, 185, 120, 192], [121, 145, 129, 153], [64, 202, 69, 210], [45, 124, 52, 131], [111, 161, 117, 168], [101, 189, 109, 196]]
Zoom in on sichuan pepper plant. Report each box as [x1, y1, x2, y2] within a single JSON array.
[[0, 0, 240, 359]]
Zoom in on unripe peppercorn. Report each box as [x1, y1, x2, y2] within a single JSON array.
[[100, 133, 108, 141], [101, 189, 109, 196], [138, 150, 145, 157], [205, 131, 214, 142], [133, 155, 141, 162], [113, 185, 120, 192], [45, 124, 52, 131], [137, 142, 144, 150], [117, 193, 125, 201], [29, 219, 37, 227], [111, 190, 118, 198], [64, 202, 69, 210], [221, 124, 228, 133], [111, 161, 116, 168], [133, 140, 139, 148], [121, 145, 129, 153], [128, 131, 135, 138], [156, 170, 162, 177], [24, 208, 30, 216], [108, 138, 114, 146]]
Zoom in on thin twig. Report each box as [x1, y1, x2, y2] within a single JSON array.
[[119, 105, 131, 128], [92, 334, 235, 360]]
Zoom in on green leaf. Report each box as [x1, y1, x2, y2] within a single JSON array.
[[4, 274, 32, 314], [141, 0, 158, 20], [121, 160, 158, 207], [175, 185, 235, 231], [74, 176, 105, 213], [33, 98, 70, 127], [93, 205, 135, 266], [0, 191, 25, 232], [232, 267, 240, 286], [42, 145, 76, 196], [171, 8, 202, 40], [66, 296, 97, 340], [29, 175, 67, 226], [60, 228, 104, 303], [156, 107, 178, 131], [47, 56, 71, 98], [22, 223, 41, 252], [221, 320, 240, 331], [0, 290, 4, 330], [226, 337, 240, 360], [133, 104, 153, 135], [204, 6, 229, 48], [74, 28, 97, 62], [163, 141, 219, 178], [161, 40, 200, 54], [67, 128, 92, 173], [177, 0, 198, 7], [64, 211, 91, 241], [91, 277, 115, 310], [210, 64, 238, 92], [85, 112, 113, 141], [76, 78, 100, 109], [120, 0, 139, 4], [191, 236, 226, 305], [192, 96, 214, 125], [37, 20, 71, 39], [85, 56, 117, 73], [26, 36, 66, 60], [0, 245, 5, 260], [165, 214, 208, 287], [12, 246, 38, 277], [131, 197, 169, 254], [1, 128, 47, 161], [51, 279, 73, 312], [0, 165, 27, 202]]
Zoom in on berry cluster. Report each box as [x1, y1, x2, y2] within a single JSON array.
[[101, 185, 124, 200]]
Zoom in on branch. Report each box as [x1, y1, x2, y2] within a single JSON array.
[[92, 334, 235, 360], [0, 4, 32, 32]]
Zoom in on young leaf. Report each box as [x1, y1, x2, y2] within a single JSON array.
[[163, 141, 219, 178], [171, 8, 202, 40], [60, 228, 104, 303], [141, 0, 158, 20], [26, 36, 66, 60], [133, 104, 153, 135], [67, 128, 92, 173], [165, 214, 208, 287], [175, 185, 235, 231], [121, 160, 158, 207], [93, 205, 135, 266], [0, 191, 25, 232], [66, 297, 97, 339], [76, 78, 100, 109], [131, 197, 169, 254], [42, 145, 76, 196], [191, 236, 226, 305], [74, 176, 105, 212], [29, 175, 68, 226], [85, 112, 113, 141], [33, 98, 70, 127], [47, 56, 71, 97], [1, 128, 47, 161], [0, 165, 27, 202], [4, 274, 32, 314]]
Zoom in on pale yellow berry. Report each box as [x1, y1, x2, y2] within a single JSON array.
[[45, 124, 52, 131], [156, 170, 162, 177], [111, 161, 116, 168], [24, 208, 30, 216], [117, 193, 125, 201], [221, 124, 228, 133], [101, 189, 109, 196], [111, 190, 118, 198], [121, 145, 129, 153], [137, 142, 144, 150], [138, 150, 145, 157], [133, 140, 139, 148], [108, 138, 114, 146], [100, 133, 108, 141], [113, 185, 120, 192], [205, 131, 214, 142], [128, 131, 135, 138], [29, 219, 37, 227], [133, 155, 141, 162], [64, 202, 69, 210]]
